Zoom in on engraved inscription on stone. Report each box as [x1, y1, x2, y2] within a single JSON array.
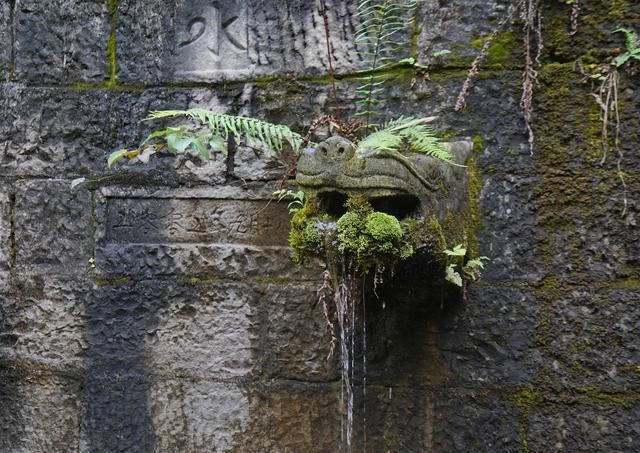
[[174, 0, 253, 78], [105, 198, 290, 246]]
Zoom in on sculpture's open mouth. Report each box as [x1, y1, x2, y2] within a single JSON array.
[[318, 190, 420, 219]]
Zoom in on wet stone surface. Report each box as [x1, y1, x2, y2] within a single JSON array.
[[0, 0, 639, 451]]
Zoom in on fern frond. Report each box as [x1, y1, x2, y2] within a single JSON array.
[[358, 129, 403, 151], [146, 108, 304, 154], [355, 0, 418, 125], [614, 27, 639, 53], [357, 116, 458, 165]]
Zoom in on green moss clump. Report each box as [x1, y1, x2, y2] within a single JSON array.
[[290, 194, 417, 272], [289, 198, 323, 264], [336, 203, 414, 271], [471, 31, 518, 66], [366, 212, 403, 243]]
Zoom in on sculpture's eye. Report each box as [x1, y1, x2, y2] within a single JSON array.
[[320, 146, 328, 155], [337, 146, 345, 155]]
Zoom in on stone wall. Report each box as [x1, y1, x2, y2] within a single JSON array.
[[0, 0, 639, 451]]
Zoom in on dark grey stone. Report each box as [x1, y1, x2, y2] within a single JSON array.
[[535, 286, 640, 389], [262, 282, 339, 381], [479, 173, 542, 281], [417, 0, 514, 68], [14, 180, 93, 276], [14, 0, 110, 83], [0, 186, 12, 273], [0, 364, 82, 452], [0, 1, 12, 81], [432, 388, 521, 452], [438, 285, 542, 386], [528, 405, 640, 452], [2, 275, 90, 366]]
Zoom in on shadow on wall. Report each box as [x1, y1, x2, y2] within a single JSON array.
[[349, 276, 460, 450], [0, 360, 25, 448], [0, 272, 26, 448], [82, 195, 181, 451]]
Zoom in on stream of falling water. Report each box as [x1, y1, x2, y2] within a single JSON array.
[[336, 277, 353, 451], [333, 274, 369, 453]]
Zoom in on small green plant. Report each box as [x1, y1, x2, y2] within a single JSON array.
[[612, 28, 640, 67], [443, 244, 489, 287], [354, 0, 419, 127], [273, 189, 305, 214], [432, 49, 451, 59], [108, 111, 455, 174], [357, 116, 457, 164], [108, 109, 306, 168]]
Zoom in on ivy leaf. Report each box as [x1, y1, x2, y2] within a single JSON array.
[[465, 256, 490, 270], [108, 148, 137, 168], [445, 264, 463, 287], [208, 135, 227, 154], [166, 133, 192, 154], [137, 147, 157, 164], [613, 53, 630, 68], [190, 135, 210, 159], [141, 126, 184, 145], [444, 244, 467, 256], [433, 49, 451, 58], [70, 177, 86, 189]]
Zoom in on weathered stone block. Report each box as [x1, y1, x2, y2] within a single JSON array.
[[536, 286, 640, 389], [0, 186, 12, 273], [3, 276, 89, 365], [146, 282, 260, 378], [14, 0, 110, 83], [479, 173, 542, 281], [535, 174, 639, 283], [528, 405, 640, 452], [94, 186, 323, 280], [87, 280, 258, 378], [117, 0, 362, 84], [102, 196, 289, 246], [417, 0, 516, 68], [151, 380, 250, 452], [80, 368, 155, 452], [15, 180, 93, 276], [263, 283, 339, 381], [0, 85, 109, 177], [0, 2, 12, 81], [236, 383, 341, 451], [432, 388, 521, 452], [438, 285, 541, 386], [0, 366, 81, 452]]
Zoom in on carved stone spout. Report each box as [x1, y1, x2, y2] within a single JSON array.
[[296, 136, 474, 219]]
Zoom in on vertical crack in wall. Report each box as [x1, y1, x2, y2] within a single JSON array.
[[225, 134, 237, 181], [106, 0, 119, 87], [8, 190, 16, 283], [8, 0, 16, 79], [89, 189, 98, 277]]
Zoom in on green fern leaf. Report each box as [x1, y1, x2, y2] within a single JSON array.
[[145, 109, 304, 156], [355, 0, 418, 125], [356, 116, 458, 165]]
